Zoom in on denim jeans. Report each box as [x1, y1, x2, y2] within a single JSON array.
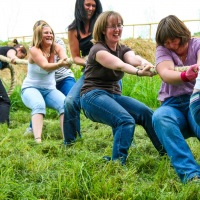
[[29, 77, 76, 129], [190, 91, 200, 126], [63, 74, 84, 143], [80, 89, 165, 164], [56, 76, 76, 96], [21, 87, 65, 116], [153, 94, 200, 183]]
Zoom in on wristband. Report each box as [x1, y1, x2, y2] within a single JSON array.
[[180, 71, 190, 82]]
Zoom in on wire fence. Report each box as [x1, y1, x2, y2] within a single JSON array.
[[8, 19, 200, 43]]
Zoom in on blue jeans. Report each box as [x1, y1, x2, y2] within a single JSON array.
[[190, 91, 200, 126], [29, 77, 76, 128], [153, 94, 200, 183], [21, 87, 65, 116], [62, 76, 126, 144], [56, 76, 76, 96], [63, 74, 84, 143], [80, 89, 164, 164]]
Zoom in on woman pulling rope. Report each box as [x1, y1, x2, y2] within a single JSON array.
[[0, 40, 27, 126]]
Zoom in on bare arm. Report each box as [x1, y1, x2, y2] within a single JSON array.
[[156, 60, 185, 85], [29, 44, 70, 72], [68, 30, 87, 66], [96, 50, 154, 77], [6, 49, 19, 64], [197, 51, 200, 66]]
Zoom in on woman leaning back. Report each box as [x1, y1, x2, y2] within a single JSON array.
[[152, 15, 200, 183], [63, 0, 103, 144], [0, 40, 27, 126], [21, 22, 72, 143], [80, 11, 166, 165]]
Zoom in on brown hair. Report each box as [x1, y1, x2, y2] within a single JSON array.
[[12, 39, 27, 56], [92, 11, 123, 44], [156, 15, 191, 46]]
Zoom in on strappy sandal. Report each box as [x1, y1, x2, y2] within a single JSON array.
[[35, 137, 42, 143]]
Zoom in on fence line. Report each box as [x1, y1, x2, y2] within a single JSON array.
[[8, 19, 200, 42]]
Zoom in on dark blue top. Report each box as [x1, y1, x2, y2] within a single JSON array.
[[0, 46, 17, 68]]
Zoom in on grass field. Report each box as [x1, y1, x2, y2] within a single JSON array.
[[1, 39, 200, 199]]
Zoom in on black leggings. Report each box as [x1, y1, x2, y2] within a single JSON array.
[[0, 79, 10, 125]]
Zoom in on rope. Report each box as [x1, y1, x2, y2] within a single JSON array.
[[5, 64, 15, 96], [0, 55, 27, 96], [136, 66, 189, 74], [0, 54, 189, 96], [0, 55, 28, 65]]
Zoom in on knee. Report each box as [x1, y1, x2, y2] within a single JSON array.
[[64, 95, 79, 110], [31, 102, 46, 115], [117, 115, 135, 128], [152, 109, 166, 126]]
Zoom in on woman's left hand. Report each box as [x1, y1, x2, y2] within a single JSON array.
[[138, 65, 156, 77]]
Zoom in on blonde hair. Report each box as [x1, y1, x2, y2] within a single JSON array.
[[92, 11, 123, 44], [33, 20, 48, 31], [31, 22, 55, 54]]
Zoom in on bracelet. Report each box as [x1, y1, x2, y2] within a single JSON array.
[[136, 69, 140, 76]]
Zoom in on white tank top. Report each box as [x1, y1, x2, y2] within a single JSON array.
[[22, 62, 56, 89]]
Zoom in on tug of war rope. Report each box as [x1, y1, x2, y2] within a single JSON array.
[[0, 54, 190, 96]]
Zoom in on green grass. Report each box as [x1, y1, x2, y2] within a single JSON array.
[[1, 73, 200, 199]]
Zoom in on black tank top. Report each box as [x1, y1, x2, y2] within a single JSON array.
[[77, 31, 93, 57]]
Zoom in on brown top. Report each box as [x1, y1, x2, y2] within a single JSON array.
[[81, 42, 131, 96]]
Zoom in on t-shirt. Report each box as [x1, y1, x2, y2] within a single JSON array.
[[81, 42, 131, 96], [156, 38, 200, 101]]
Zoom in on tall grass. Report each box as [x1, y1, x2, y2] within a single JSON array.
[[1, 39, 200, 199], [1, 70, 200, 199]]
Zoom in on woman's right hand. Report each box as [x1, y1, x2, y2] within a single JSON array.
[[138, 65, 156, 77], [57, 58, 73, 68]]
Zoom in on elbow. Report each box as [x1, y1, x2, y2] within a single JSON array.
[[115, 66, 123, 71], [41, 66, 52, 72]]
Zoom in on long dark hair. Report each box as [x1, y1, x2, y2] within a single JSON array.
[[68, 0, 102, 34]]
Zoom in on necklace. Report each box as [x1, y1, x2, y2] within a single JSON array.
[[42, 51, 50, 58]]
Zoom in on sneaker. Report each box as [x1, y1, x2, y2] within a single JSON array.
[[24, 127, 33, 136]]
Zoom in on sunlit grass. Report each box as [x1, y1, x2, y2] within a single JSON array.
[[1, 39, 200, 199], [1, 74, 200, 199]]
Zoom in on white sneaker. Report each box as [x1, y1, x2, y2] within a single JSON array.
[[24, 127, 33, 136]]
